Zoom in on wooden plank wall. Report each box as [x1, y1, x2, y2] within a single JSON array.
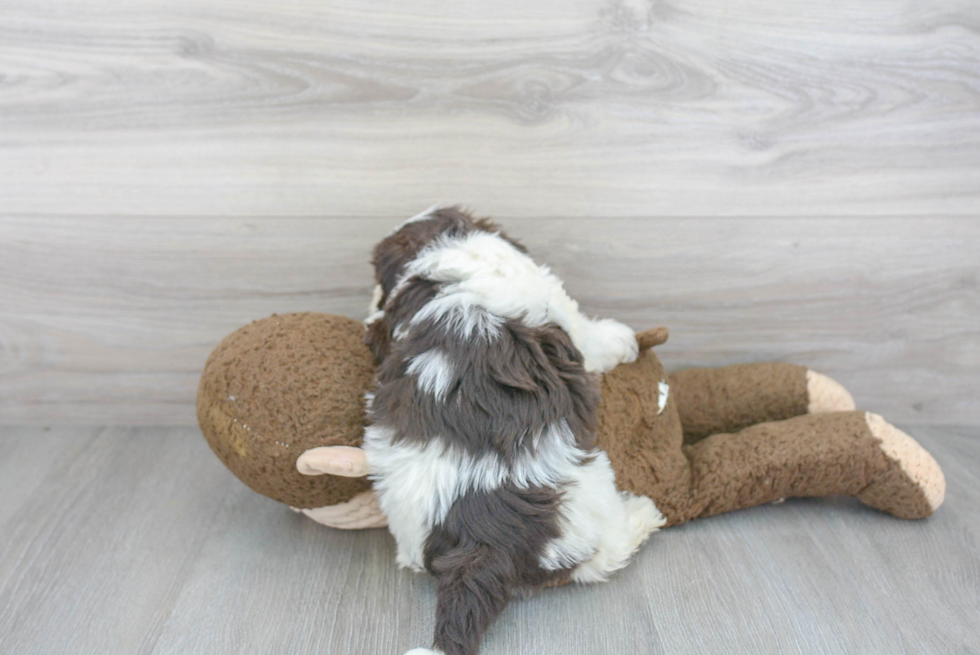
[[1, 217, 977, 425], [1, 0, 978, 425]]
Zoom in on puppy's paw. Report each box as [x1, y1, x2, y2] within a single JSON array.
[[579, 318, 639, 373], [623, 493, 666, 551]]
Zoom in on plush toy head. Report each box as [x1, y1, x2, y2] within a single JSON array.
[[197, 312, 375, 508], [197, 314, 672, 511]]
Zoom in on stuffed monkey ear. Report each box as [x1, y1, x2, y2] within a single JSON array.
[[636, 327, 669, 350]]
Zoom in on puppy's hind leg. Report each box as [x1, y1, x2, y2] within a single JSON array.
[[405, 545, 515, 655], [571, 492, 664, 585]]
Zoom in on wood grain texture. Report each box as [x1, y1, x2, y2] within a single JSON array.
[[0, 425, 976, 654], [1, 216, 977, 425], [0, 0, 978, 217]]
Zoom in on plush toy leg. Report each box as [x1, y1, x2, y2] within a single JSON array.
[[805, 370, 856, 414], [856, 414, 945, 518], [680, 411, 944, 523], [669, 363, 855, 444]]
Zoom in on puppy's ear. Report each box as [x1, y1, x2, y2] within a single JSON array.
[[472, 217, 528, 253], [364, 316, 392, 364]]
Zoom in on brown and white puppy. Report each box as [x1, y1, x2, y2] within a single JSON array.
[[362, 207, 664, 655]]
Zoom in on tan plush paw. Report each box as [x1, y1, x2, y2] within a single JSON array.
[[857, 413, 946, 519], [292, 491, 388, 529], [296, 445, 370, 477], [806, 370, 856, 413]]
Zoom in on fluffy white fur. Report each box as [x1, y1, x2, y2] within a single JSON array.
[[391, 230, 638, 373], [539, 451, 665, 582], [657, 380, 670, 415], [368, 283, 384, 317], [407, 349, 455, 401], [398, 300, 504, 342], [365, 421, 611, 572], [366, 424, 495, 571], [366, 419, 664, 580]]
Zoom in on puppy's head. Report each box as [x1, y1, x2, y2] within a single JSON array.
[[367, 206, 526, 363], [371, 207, 474, 306], [373, 207, 527, 305], [366, 207, 471, 364]]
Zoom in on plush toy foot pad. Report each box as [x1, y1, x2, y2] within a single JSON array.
[[806, 370, 856, 413], [858, 413, 946, 519], [292, 490, 388, 529]]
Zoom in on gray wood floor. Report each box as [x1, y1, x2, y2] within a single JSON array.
[[0, 424, 977, 654]]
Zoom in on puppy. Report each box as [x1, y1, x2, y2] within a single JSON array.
[[362, 207, 665, 655]]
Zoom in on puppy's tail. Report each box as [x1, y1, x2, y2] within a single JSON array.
[[427, 544, 516, 655]]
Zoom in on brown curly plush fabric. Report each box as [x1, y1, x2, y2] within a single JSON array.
[[595, 350, 690, 523], [683, 412, 933, 521], [197, 313, 374, 508], [596, 352, 936, 525], [198, 312, 942, 522], [670, 363, 810, 444]]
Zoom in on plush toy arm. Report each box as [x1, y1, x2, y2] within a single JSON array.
[[294, 446, 388, 529], [668, 363, 855, 444], [681, 411, 944, 522], [296, 446, 370, 477]]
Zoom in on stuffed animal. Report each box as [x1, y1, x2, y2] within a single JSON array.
[[197, 312, 945, 529]]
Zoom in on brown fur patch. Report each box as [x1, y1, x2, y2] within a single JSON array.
[[424, 483, 569, 655], [371, 313, 598, 459]]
